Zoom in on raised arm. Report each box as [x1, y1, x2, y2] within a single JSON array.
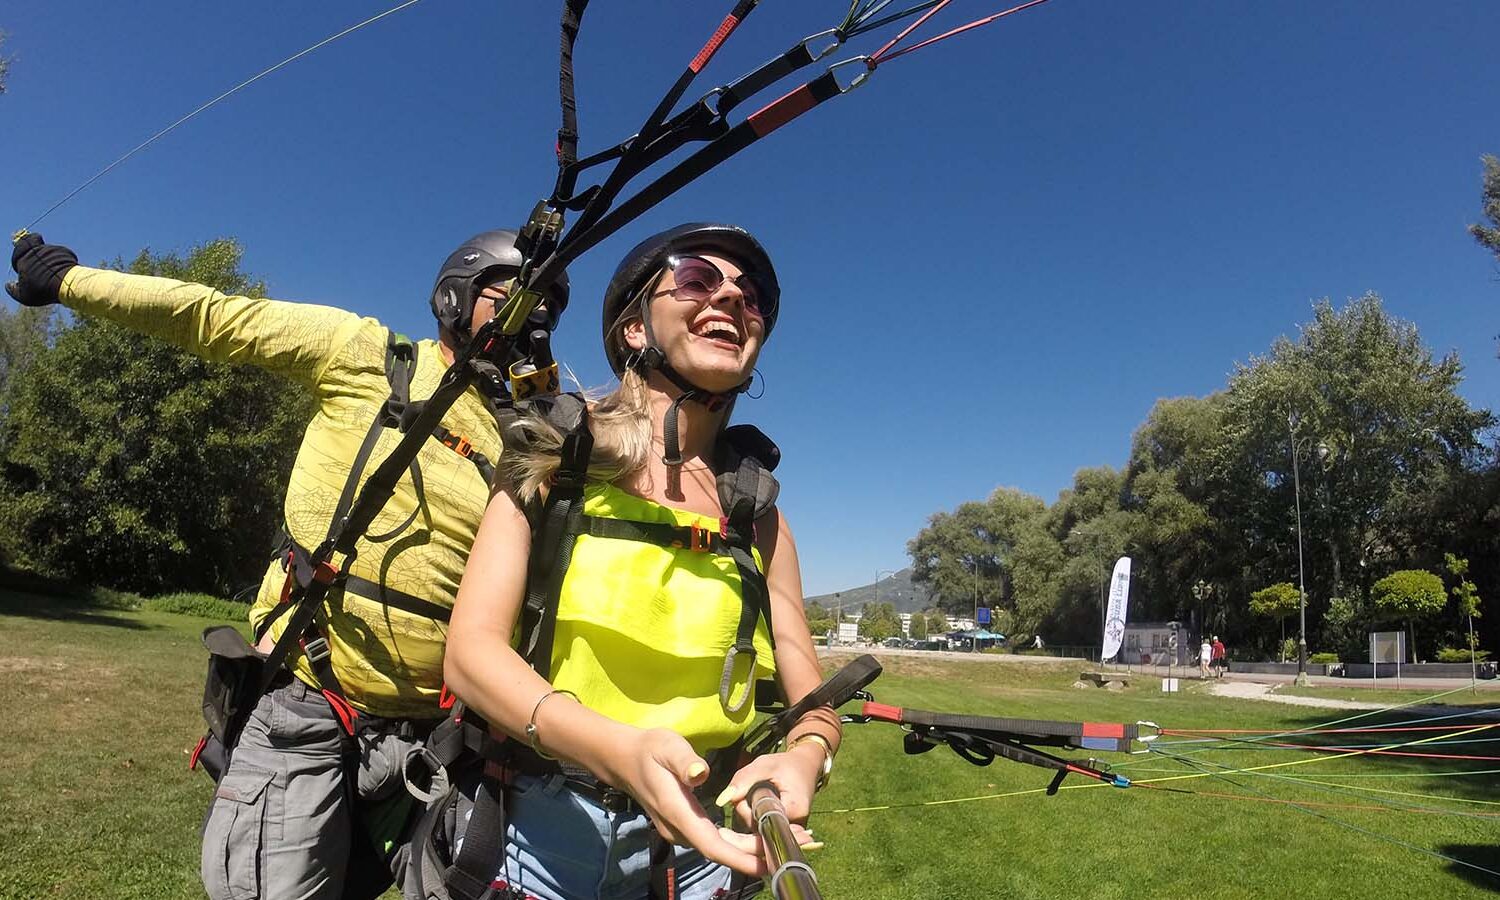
[[10, 233, 364, 388], [60, 266, 363, 388]]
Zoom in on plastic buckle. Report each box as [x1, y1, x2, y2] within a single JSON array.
[[690, 523, 713, 552], [311, 559, 340, 585], [303, 636, 332, 665]]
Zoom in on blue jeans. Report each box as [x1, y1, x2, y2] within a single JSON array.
[[455, 773, 734, 900]]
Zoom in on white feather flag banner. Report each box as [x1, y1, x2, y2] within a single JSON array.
[[1101, 556, 1132, 660]]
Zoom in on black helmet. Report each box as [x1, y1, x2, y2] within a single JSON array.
[[429, 229, 570, 335], [601, 222, 779, 374]]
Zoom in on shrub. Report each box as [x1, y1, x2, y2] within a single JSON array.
[[1279, 638, 1297, 663], [0, 568, 146, 609], [1437, 647, 1492, 663], [142, 592, 250, 621], [1309, 652, 1340, 664]]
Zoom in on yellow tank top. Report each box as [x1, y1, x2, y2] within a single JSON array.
[[547, 482, 776, 754]]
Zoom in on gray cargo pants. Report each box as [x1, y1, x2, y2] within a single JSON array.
[[201, 678, 422, 900]]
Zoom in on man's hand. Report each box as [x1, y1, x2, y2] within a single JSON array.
[[7, 233, 78, 307]]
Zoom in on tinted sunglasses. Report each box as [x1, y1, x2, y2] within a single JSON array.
[[663, 254, 773, 319]]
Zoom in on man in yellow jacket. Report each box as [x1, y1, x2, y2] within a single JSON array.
[[8, 231, 567, 899]]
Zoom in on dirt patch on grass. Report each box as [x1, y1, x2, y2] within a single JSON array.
[[0, 655, 119, 681], [0, 656, 69, 674]]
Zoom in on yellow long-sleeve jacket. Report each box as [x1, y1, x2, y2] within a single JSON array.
[[61, 267, 499, 719]]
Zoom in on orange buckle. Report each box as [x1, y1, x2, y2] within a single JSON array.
[[312, 560, 340, 585], [689, 523, 712, 552]]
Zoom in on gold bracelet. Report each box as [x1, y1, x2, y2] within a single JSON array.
[[786, 732, 835, 791], [525, 689, 579, 761]]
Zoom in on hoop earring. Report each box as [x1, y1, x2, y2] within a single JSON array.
[[745, 368, 765, 400]]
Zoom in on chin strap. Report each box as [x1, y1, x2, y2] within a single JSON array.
[[626, 307, 750, 466]]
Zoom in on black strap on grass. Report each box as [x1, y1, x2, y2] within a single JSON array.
[[859, 703, 1141, 753]]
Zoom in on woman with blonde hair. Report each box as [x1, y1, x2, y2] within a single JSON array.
[[442, 223, 838, 900]]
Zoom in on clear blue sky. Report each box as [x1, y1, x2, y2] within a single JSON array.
[[4, 1, 1498, 595]]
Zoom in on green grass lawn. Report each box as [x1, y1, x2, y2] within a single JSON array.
[[2, 591, 1498, 899]]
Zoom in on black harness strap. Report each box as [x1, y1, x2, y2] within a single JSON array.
[[519, 419, 594, 681], [248, 333, 493, 728], [446, 767, 510, 900], [860, 703, 1141, 753], [555, 0, 590, 176], [584, 516, 735, 555], [343, 575, 454, 623], [718, 454, 774, 714]]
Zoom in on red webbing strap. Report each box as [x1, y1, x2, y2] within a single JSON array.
[[321, 689, 359, 736], [559, 0, 761, 243], [746, 71, 843, 138], [690, 10, 744, 73]]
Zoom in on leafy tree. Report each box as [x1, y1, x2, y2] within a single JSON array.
[[1471, 155, 1500, 265], [1446, 553, 1483, 659], [1215, 296, 1492, 626], [858, 602, 901, 642], [1250, 582, 1300, 659], [0, 240, 314, 594], [908, 487, 1053, 619], [1047, 470, 1135, 644], [0, 305, 57, 441], [1372, 569, 1447, 660], [0, 30, 10, 94], [910, 608, 948, 639], [1122, 396, 1225, 629], [804, 601, 835, 636], [1320, 596, 1368, 661]]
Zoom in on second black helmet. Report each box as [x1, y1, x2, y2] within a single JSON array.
[[430, 229, 570, 335]]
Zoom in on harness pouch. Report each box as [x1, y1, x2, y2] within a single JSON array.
[[201, 764, 275, 900], [198, 626, 267, 781]]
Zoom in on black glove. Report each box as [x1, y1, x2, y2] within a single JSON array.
[[7, 233, 79, 307]]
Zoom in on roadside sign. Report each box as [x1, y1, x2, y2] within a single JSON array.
[[976, 607, 991, 625]]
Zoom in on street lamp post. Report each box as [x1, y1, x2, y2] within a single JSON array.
[[1288, 412, 1313, 687], [875, 568, 897, 633], [968, 558, 981, 653], [1070, 527, 1108, 657]]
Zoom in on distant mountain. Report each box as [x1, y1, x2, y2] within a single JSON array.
[[805, 568, 933, 615]]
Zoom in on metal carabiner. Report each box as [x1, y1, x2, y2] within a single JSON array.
[[838, 689, 876, 724], [1133, 720, 1163, 752], [828, 55, 875, 93], [801, 28, 844, 63]]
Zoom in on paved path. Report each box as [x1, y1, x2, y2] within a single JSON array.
[[820, 646, 1086, 664], [1208, 680, 1390, 710]]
